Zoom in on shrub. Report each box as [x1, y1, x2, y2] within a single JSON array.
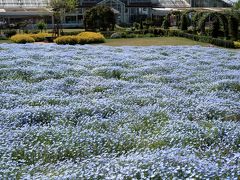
[[210, 18, 220, 38], [211, 38, 235, 48], [30, 33, 51, 42], [163, 29, 235, 48], [77, 32, 105, 44], [36, 21, 47, 32], [100, 31, 114, 38], [126, 33, 137, 38], [180, 14, 188, 31], [31, 30, 41, 34], [162, 16, 170, 29], [54, 36, 79, 45], [120, 32, 127, 38], [0, 35, 8, 40], [133, 22, 140, 30], [60, 31, 82, 36], [229, 15, 239, 41], [198, 36, 212, 43], [54, 32, 105, 45], [234, 41, 240, 48], [110, 32, 122, 39], [3, 30, 17, 38], [10, 34, 35, 44]]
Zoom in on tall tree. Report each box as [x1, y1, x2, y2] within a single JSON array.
[[84, 6, 115, 31], [233, 0, 240, 10], [50, 0, 76, 36]]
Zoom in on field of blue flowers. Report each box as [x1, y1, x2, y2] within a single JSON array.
[[0, 44, 239, 179]]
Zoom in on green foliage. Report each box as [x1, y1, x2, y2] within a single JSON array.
[[180, 14, 188, 31], [0, 35, 8, 40], [84, 6, 115, 31], [233, 0, 240, 10], [210, 18, 220, 38], [133, 22, 140, 30], [50, 0, 76, 12], [163, 29, 235, 48], [50, 0, 76, 36], [212, 81, 240, 92], [162, 15, 170, 29], [110, 32, 122, 39], [211, 38, 235, 48], [3, 29, 17, 38], [192, 12, 204, 32], [36, 21, 47, 32], [60, 31, 82, 36], [198, 12, 229, 38], [228, 15, 239, 41], [143, 18, 153, 29]]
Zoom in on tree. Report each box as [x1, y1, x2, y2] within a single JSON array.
[[36, 21, 47, 32], [162, 15, 170, 29], [210, 18, 220, 38], [50, 0, 76, 36], [228, 14, 239, 40], [233, 0, 240, 10], [84, 6, 115, 31], [180, 14, 188, 31]]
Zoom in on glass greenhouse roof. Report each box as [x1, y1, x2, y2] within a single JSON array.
[[0, 0, 51, 7], [222, 0, 237, 4], [0, 0, 236, 8], [154, 0, 190, 7]]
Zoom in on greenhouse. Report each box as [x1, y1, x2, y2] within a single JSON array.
[[0, 0, 235, 28]]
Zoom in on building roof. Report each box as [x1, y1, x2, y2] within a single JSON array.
[[153, 0, 190, 8], [0, 0, 51, 8], [0, 7, 52, 15]]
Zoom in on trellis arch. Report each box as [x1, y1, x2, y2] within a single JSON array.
[[182, 9, 197, 24], [198, 12, 229, 38], [192, 11, 204, 31]]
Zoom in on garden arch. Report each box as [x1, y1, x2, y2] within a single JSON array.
[[181, 9, 197, 27], [198, 12, 229, 38], [192, 11, 204, 32]]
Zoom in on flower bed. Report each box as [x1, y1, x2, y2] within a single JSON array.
[[0, 44, 239, 179]]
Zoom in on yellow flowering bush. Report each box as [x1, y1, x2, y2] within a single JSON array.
[[77, 32, 105, 44], [234, 41, 240, 48], [54, 32, 105, 45], [54, 36, 79, 45], [10, 34, 35, 44], [30, 33, 51, 42]]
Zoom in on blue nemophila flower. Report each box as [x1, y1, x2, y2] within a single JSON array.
[[0, 44, 239, 179]]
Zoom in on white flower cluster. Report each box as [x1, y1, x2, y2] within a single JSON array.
[[0, 44, 239, 179]]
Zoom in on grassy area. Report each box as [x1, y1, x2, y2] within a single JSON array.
[[62, 29, 85, 32], [0, 40, 11, 44], [104, 37, 211, 46], [0, 37, 211, 46]]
